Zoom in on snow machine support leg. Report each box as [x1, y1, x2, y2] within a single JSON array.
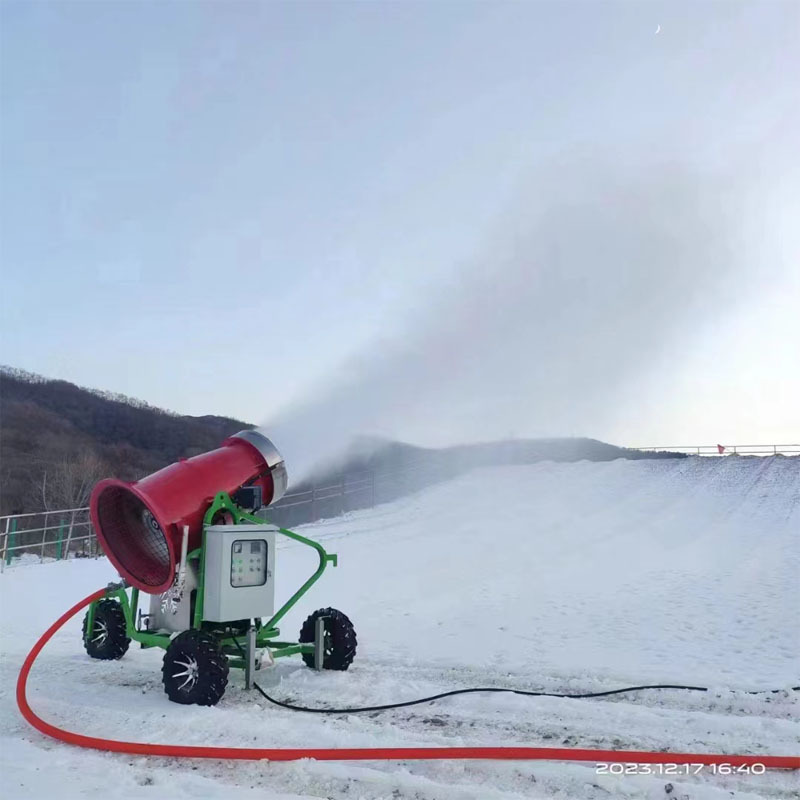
[[314, 615, 325, 671], [245, 624, 256, 690]]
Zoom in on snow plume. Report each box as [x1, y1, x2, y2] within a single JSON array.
[[262, 156, 764, 483]]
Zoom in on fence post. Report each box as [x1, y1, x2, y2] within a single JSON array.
[[57, 518, 65, 560], [64, 509, 76, 560], [41, 512, 48, 561], [6, 518, 17, 566], [1, 517, 10, 571]]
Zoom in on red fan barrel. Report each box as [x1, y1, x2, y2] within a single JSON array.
[[89, 430, 287, 594]]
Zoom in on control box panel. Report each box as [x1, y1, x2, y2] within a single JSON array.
[[202, 523, 277, 623]]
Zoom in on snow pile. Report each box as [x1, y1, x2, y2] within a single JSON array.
[[1, 456, 798, 799]]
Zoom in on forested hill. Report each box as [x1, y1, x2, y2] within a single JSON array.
[[0, 367, 252, 515]]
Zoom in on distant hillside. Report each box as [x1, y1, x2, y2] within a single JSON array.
[[310, 434, 678, 480], [267, 434, 685, 527], [0, 367, 252, 514]]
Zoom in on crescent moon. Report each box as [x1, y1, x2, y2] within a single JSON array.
[[655, 24, 661, 34]]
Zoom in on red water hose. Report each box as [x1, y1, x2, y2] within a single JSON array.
[[16, 589, 800, 768]]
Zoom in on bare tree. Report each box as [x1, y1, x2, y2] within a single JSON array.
[[41, 450, 106, 511], [39, 451, 107, 559]]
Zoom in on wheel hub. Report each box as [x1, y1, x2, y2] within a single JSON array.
[[91, 620, 108, 645], [172, 656, 199, 692]]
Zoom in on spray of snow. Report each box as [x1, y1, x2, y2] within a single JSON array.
[[261, 157, 776, 482]]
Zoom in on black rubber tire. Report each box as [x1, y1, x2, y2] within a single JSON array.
[[299, 607, 357, 671], [162, 630, 229, 706], [82, 599, 130, 660]]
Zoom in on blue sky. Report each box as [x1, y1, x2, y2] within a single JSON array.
[[1, 1, 798, 458]]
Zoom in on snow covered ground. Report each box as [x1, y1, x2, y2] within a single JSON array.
[[1, 456, 798, 799]]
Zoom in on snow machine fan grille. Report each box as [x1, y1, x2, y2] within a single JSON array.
[[94, 486, 171, 588]]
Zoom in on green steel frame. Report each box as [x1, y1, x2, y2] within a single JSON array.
[[84, 492, 338, 665]]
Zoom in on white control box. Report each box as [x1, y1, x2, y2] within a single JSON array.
[[202, 524, 277, 623]]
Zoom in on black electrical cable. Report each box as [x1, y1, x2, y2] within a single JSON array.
[[231, 637, 798, 715]]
